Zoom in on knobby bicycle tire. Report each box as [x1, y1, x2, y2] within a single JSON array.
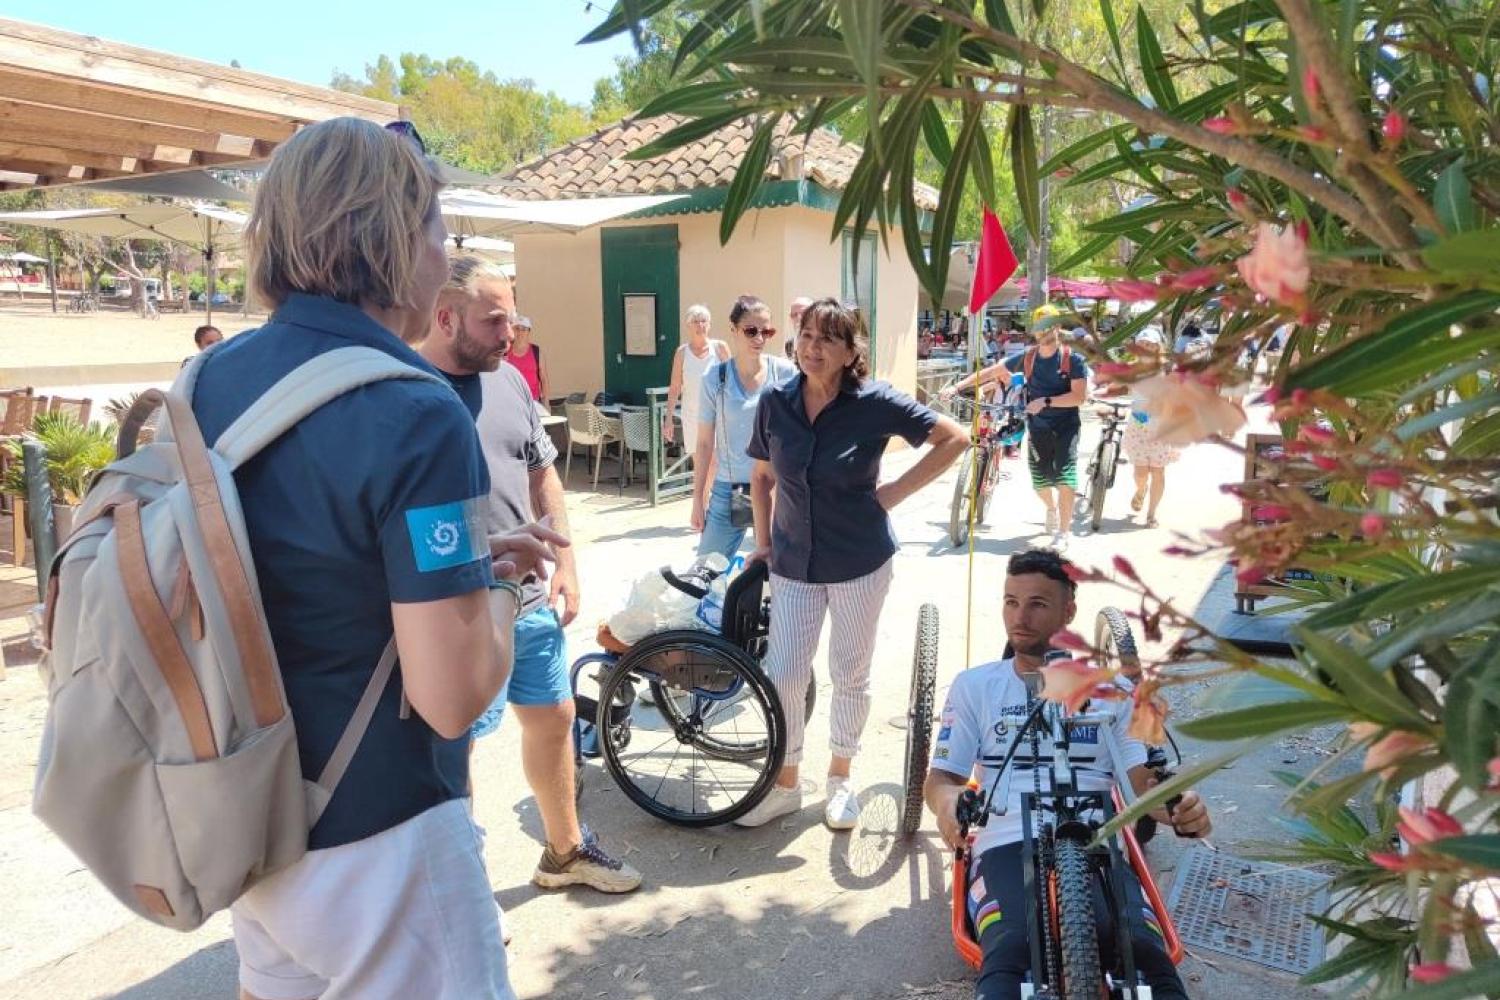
[[1092, 606, 1141, 682], [1088, 440, 1117, 531], [949, 447, 977, 547], [1054, 837, 1104, 1000], [901, 604, 939, 836]]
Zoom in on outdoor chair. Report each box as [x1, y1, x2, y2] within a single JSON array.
[[2, 389, 38, 566], [617, 406, 653, 493], [47, 396, 92, 426], [598, 411, 625, 487], [564, 402, 621, 489]]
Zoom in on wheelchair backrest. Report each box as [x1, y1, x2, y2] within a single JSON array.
[[721, 559, 770, 653]]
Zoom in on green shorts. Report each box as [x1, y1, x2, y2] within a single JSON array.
[[1026, 420, 1080, 489]]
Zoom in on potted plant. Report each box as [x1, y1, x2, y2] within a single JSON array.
[[3, 412, 117, 542]]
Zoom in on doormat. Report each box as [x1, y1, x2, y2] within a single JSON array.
[[1165, 847, 1329, 975]]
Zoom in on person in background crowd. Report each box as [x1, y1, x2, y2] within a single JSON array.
[[690, 294, 797, 560], [918, 329, 935, 360], [664, 303, 729, 454], [1119, 327, 1179, 528], [193, 115, 553, 1000], [1174, 321, 1208, 360], [504, 314, 549, 409], [942, 305, 1090, 550], [421, 253, 640, 897], [786, 295, 814, 359], [926, 549, 1210, 1000], [736, 298, 966, 829]]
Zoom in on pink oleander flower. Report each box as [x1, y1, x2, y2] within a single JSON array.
[[1397, 807, 1463, 845], [1383, 110, 1407, 147], [1410, 963, 1456, 985], [1133, 372, 1248, 446], [1227, 188, 1250, 211], [1050, 629, 1092, 652], [1295, 125, 1327, 142], [1488, 756, 1500, 790], [1252, 504, 1293, 522], [1235, 562, 1267, 587], [1127, 681, 1169, 746], [1112, 555, 1140, 581], [1093, 361, 1134, 377], [1369, 850, 1424, 873], [1039, 659, 1117, 714], [1311, 454, 1340, 472], [1203, 117, 1237, 135], [1301, 67, 1320, 104], [1299, 424, 1337, 444], [1169, 266, 1221, 291], [1367, 468, 1403, 490], [1255, 386, 1282, 405], [1108, 279, 1160, 303], [1236, 223, 1310, 307], [1360, 513, 1386, 538], [1063, 563, 1106, 584], [1362, 729, 1434, 777], [1162, 545, 1197, 557]]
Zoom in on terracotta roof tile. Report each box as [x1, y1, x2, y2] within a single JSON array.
[[493, 113, 939, 211]]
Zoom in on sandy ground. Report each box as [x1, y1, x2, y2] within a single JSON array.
[[0, 402, 1351, 1000], [0, 303, 261, 374]]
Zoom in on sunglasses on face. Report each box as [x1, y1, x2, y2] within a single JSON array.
[[384, 120, 428, 155], [740, 325, 776, 340]]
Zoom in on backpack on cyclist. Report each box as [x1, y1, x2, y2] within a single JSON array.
[[1021, 344, 1072, 383], [33, 345, 442, 931]]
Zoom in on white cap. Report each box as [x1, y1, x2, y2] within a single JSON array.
[[1133, 326, 1164, 347], [514, 315, 533, 329]]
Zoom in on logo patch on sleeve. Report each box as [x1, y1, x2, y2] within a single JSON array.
[[405, 497, 487, 572]]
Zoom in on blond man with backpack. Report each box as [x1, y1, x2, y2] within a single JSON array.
[[34, 118, 565, 999], [941, 305, 1090, 550]]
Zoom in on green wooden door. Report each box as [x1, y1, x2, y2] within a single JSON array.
[[601, 225, 680, 403]]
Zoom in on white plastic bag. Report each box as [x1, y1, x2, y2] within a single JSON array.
[[607, 553, 729, 644]]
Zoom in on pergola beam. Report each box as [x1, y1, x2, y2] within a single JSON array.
[[0, 97, 255, 157]]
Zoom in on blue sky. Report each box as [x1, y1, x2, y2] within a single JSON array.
[[13, 0, 638, 105]]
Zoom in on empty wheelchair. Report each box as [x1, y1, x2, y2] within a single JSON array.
[[571, 559, 939, 830]]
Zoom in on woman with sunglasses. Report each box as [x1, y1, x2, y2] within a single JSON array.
[[734, 298, 966, 830], [690, 294, 796, 560]]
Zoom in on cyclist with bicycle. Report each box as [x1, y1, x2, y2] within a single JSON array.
[[941, 306, 1090, 550], [925, 549, 1211, 1000]]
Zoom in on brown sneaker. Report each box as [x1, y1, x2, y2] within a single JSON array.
[[531, 827, 641, 894]]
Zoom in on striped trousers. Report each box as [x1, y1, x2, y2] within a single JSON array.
[[766, 559, 895, 766]]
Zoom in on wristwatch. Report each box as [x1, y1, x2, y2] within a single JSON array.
[[1043, 396, 1053, 409]]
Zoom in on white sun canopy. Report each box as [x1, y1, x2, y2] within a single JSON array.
[[440, 191, 687, 238], [0, 203, 246, 252]]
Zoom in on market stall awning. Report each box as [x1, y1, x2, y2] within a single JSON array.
[[441, 191, 689, 238], [0, 17, 398, 192]]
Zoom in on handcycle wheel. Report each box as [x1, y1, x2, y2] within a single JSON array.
[[1093, 607, 1141, 682], [599, 630, 785, 827], [949, 447, 976, 547], [1054, 837, 1105, 1000], [1088, 438, 1117, 531], [901, 604, 939, 836]]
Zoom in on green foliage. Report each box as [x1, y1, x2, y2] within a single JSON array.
[[3, 413, 116, 505], [587, 0, 1500, 990]]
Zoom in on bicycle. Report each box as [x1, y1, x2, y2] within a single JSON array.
[[1083, 400, 1131, 533], [948, 642, 1184, 998], [946, 390, 1026, 547]]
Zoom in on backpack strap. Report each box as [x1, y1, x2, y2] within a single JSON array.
[[306, 638, 399, 826], [212, 346, 446, 470]]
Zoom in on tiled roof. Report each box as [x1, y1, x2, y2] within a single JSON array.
[[491, 114, 940, 212]]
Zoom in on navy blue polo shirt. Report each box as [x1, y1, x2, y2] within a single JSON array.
[[748, 374, 938, 584], [1006, 347, 1091, 431], [191, 293, 493, 850]]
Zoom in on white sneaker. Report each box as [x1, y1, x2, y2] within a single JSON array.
[[824, 777, 861, 831], [734, 784, 804, 828], [1044, 508, 1059, 533], [1052, 530, 1071, 552]]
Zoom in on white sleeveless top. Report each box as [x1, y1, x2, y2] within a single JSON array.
[[678, 339, 726, 453]]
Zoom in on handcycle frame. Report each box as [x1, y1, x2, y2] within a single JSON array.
[[949, 655, 1183, 997]]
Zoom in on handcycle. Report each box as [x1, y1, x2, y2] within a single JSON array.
[[946, 389, 1026, 548], [571, 558, 940, 832], [944, 609, 1184, 999], [1083, 400, 1131, 533]]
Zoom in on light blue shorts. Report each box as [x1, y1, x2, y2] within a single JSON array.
[[471, 606, 571, 739]]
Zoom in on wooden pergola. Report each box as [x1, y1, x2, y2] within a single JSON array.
[[0, 17, 400, 192]]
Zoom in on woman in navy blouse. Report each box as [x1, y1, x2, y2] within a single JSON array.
[[737, 299, 966, 830]]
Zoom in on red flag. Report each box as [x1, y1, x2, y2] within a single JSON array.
[[968, 207, 1019, 314]]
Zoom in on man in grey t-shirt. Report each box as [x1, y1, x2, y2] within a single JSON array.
[[423, 254, 640, 896]]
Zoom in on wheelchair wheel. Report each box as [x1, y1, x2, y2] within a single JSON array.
[[1093, 606, 1141, 682], [599, 630, 786, 827], [1055, 837, 1104, 1000], [902, 604, 939, 836]]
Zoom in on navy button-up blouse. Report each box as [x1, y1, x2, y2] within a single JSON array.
[[748, 374, 939, 584]]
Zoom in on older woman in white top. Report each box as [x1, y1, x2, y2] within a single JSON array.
[[663, 303, 729, 453]]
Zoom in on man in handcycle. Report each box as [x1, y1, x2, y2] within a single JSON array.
[[925, 549, 1212, 1000]]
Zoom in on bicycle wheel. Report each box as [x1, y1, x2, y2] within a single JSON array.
[[974, 448, 996, 526], [1054, 837, 1104, 1000], [1092, 606, 1141, 682], [902, 604, 939, 836], [949, 449, 975, 547], [599, 631, 785, 827], [1088, 439, 1117, 531]]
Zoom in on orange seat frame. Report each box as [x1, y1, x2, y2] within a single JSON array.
[[949, 785, 1184, 972]]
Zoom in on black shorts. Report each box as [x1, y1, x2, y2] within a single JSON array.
[[1026, 419, 1080, 489]]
